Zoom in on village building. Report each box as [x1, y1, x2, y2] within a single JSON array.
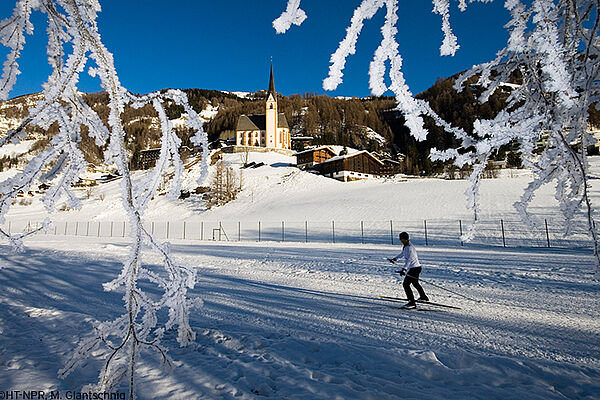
[[296, 146, 337, 169], [296, 145, 402, 181], [313, 150, 385, 182], [379, 158, 403, 177], [235, 65, 291, 150], [138, 148, 161, 170]]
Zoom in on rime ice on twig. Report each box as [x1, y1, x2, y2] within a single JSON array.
[[432, 0, 460, 56], [273, 0, 307, 34], [0, 0, 208, 397], [276, 0, 600, 274], [435, 0, 600, 273]]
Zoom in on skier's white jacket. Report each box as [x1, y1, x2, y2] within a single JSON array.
[[394, 244, 421, 271]]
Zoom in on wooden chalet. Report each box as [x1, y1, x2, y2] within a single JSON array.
[[379, 158, 403, 177], [296, 146, 337, 169], [313, 151, 384, 182], [139, 148, 161, 170]]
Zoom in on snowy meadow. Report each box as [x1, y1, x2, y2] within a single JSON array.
[[0, 235, 598, 399], [0, 152, 599, 399]]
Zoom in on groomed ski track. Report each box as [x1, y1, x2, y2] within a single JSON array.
[[1, 236, 598, 399]]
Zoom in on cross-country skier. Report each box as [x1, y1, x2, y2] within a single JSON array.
[[389, 231, 429, 309]]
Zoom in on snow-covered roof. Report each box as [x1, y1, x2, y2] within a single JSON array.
[[319, 150, 384, 165], [237, 113, 289, 131], [295, 145, 336, 156], [295, 145, 361, 157]]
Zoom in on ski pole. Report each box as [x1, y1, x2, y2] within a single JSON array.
[[413, 275, 481, 303], [389, 259, 480, 303]]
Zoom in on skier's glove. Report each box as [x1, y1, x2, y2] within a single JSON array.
[[400, 268, 406, 276]]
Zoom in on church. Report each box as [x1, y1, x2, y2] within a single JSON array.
[[235, 65, 291, 150]]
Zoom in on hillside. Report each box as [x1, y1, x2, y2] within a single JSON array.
[[1, 74, 598, 177], [2, 149, 596, 251], [0, 74, 515, 175]]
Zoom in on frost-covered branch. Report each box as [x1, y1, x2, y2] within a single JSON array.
[[276, 0, 600, 275], [0, 218, 52, 252], [432, 0, 460, 56], [1, 0, 208, 397], [273, 0, 307, 34]]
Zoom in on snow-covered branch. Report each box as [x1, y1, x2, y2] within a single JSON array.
[[0, 0, 208, 397], [276, 0, 600, 275], [273, 0, 307, 34]]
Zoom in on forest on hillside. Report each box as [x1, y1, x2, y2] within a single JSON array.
[[1, 75, 598, 175]]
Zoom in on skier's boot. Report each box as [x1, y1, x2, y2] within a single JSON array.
[[402, 301, 416, 309]]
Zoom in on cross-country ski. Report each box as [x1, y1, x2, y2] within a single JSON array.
[[377, 295, 462, 310]]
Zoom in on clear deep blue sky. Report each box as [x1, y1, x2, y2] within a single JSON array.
[[0, 1, 512, 99]]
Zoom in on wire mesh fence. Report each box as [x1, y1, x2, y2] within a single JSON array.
[[8, 216, 592, 250]]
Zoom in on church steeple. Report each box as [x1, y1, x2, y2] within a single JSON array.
[[265, 61, 278, 147], [267, 62, 276, 99]]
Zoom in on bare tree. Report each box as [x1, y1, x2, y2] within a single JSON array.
[[208, 159, 239, 208]]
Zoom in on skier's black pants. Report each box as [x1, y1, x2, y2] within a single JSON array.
[[403, 267, 427, 302]]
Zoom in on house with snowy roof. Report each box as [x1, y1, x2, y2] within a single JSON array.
[[296, 146, 400, 181], [235, 64, 290, 150], [296, 146, 337, 169], [313, 150, 385, 181]]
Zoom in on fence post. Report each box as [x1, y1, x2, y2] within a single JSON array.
[[390, 220, 394, 245], [258, 221, 261, 242], [361, 221, 364, 244], [151, 221, 155, 235], [424, 220, 428, 246], [86, 221, 90, 237], [501, 219, 506, 247], [201, 221, 204, 241], [545, 219, 551, 248], [8, 221, 11, 235], [238, 221, 241, 242], [459, 220, 463, 246], [64, 221, 68, 235], [97, 222, 101, 237], [183, 221, 187, 240], [123, 221, 126, 238], [75, 222, 79, 236], [305, 221, 308, 243], [166, 221, 170, 239], [332, 221, 336, 244], [111, 221, 114, 238]]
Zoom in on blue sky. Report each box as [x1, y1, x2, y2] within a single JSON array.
[[0, 1, 512, 99]]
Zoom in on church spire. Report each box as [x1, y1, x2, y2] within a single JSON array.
[[267, 61, 276, 99]]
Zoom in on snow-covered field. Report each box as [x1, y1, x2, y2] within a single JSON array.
[[1, 151, 599, 399], [1, 237, 598, 399], [2, 151, 595, 248]]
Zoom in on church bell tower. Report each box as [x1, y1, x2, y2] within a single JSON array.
[[265, 63, 278, 147]]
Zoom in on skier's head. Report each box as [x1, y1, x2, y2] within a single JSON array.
[[399, 231, 409, 244]]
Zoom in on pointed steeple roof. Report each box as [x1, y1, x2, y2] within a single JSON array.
[[267, 62, 276, 99]]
